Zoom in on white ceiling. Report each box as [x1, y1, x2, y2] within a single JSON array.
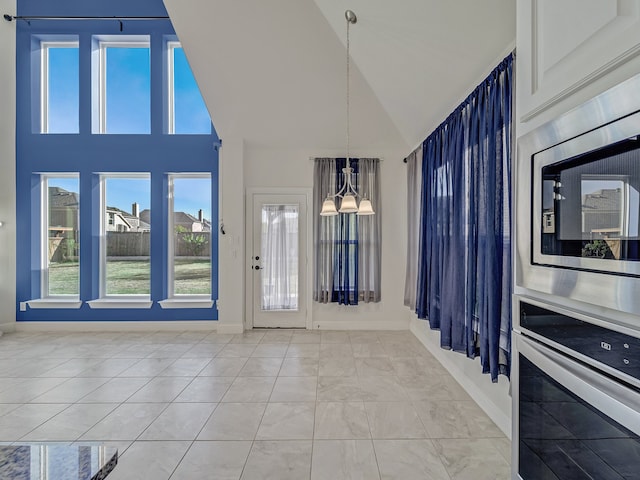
[[163, 0, 515, 156]]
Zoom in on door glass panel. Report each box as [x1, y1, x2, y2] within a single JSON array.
[[261, 204, 299, 311]]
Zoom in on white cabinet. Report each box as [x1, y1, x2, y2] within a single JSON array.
[[517, 0, 640, 134]]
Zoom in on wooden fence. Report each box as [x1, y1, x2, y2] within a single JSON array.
[[49, 232, 211, 260]]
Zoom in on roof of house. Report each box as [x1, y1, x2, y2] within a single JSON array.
[[49, 187, 79, 208], [139, 209, 209, 231], [582, 189, 621, 212]]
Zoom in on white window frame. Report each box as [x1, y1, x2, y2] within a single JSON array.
[[40, 40, 79, 134], [165, 40, 212, 135], [98, 173, 151, 300], [94, 36, 150, 134], [167, 40, 180, 135], [165, 173, 213, 303], [40, 173, 80, 300]]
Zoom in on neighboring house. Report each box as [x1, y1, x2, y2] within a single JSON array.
[[106, 206, 151, 233], [582, 188, 623, 238], [139, 209, 210, 232], [48, 187, 79, 237]]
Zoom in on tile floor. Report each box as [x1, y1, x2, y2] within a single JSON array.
[[0, 329, 511, 479]]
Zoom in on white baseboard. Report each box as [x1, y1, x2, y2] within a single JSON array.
[[216, 323, 244, 334], [311, 319, 409, 331], [14, 321, 218, 333], [0, 322, 16, 333], [409, 317, 512, 438]]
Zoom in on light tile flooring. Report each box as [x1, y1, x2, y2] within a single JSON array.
[[0, 329, 511, 479]]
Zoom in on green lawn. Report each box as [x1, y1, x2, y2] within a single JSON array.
[[48, 259, 211, 295]]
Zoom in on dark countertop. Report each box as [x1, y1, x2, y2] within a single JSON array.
[[0, 444, 117, 480]]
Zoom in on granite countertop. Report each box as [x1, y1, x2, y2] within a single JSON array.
[[0, 444, 117, 480]]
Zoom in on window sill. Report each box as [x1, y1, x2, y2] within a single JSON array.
[[27, 299, 83, 309], [87, 298, 153, 309], [159, 298, 214, 309]]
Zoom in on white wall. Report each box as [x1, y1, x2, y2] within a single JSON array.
[[0, 0, 16, 333], [216, 137, 246, 334], [244, 144, 409, 330], [410, 315, 512, 437]]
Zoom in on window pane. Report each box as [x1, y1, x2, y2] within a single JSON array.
[[172, 177, 211, 295], [46, 46, 79, 133], [105, 47, 150, 134], [172, 47, 211, 134], [261, 205, 299, 311], [47, 176, 79, 295], [104, 177, 150, 295]]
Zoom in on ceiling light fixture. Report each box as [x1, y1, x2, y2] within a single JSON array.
[[320, 9, 374, 217]]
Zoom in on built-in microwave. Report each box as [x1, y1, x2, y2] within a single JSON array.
[[532, 112, 640, 276], [516, 73, 640, 318]]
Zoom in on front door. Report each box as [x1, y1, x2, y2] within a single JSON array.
[[250, 193, 307, 328]]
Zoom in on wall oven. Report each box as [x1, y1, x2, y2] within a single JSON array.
[[516, 73, 640, 318], [513, 296, 640, 479]]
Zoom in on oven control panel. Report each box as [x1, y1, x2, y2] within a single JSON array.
[[520, 301, 640, 381]]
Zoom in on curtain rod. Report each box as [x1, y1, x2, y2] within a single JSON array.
[[3, 14, 169, 22], [308, 157, 384, 161]]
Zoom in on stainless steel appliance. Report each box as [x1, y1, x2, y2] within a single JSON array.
[[516, 73, 640, 317], [512, 295, 640, 479]]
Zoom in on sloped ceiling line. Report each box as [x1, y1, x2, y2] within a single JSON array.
[[163, 0, 515, 156]]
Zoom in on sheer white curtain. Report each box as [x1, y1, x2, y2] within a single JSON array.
[[261, 205, 299, 310], [313, 158, 336, 303], [358, 158, 382, 302], [403, 146, 422, 310]]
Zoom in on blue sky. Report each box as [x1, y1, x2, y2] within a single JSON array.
[[48, 48, 79, 133], [48, 43, 213, 220]]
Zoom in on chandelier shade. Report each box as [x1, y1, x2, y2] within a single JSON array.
[[339, 193, 358, 213], [356, 198, 374, 215], [320, 197, 339, 216]]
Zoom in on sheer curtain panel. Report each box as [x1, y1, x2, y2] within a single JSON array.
[[415, 53, 513, 381], [358, 158, 382, 303], [313, 159, 336, 303], [261, 205, 299, 310], [403, 146, 422, 310]]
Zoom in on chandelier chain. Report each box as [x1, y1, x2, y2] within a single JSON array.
[[346, 12, 351, 169]]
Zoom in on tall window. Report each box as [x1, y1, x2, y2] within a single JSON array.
[[16, 7, 219, 321], [169, 174, 212, 296], [313, 158, 382, 305], [94, 37, 151, 134], [102, 175, 151, 296], [167, 42, 211, 134], [40, 40, 79, 133], [43, 175, 80, 296]]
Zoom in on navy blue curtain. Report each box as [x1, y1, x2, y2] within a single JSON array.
[[332, 158, 359, 305], [416, 53, 513, 381]]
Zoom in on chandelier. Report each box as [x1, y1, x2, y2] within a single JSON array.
[[320, 10, 375, 217]]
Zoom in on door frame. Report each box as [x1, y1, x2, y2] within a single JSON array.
[[245, 187, 313, 330]]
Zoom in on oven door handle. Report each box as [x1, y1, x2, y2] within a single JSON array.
[[517, 334, 640, 436]]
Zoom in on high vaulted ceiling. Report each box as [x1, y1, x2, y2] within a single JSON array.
[[163, 0, 515, 156]]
